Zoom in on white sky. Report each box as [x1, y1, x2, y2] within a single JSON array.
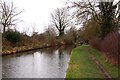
[[7, 0, 67, 35], [2, 0, 119, 35]]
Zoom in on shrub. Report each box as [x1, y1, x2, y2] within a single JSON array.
[[90, 31, 119, 65], [99, 31, 119, 65], [2, 37, 12, 50], [4, 30, 21, 44], [89, 37, 101, 50]]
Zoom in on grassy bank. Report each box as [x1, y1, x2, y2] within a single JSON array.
[[89, 46, 119, 78], [2, 30, 75, 55], [2, 43, 71, 56], [2, 44, 52, 55], [65, 45, 119, 78]]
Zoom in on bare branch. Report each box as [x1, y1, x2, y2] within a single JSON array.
[[51, 8, 70, 36], [0, 1, 23, 33]]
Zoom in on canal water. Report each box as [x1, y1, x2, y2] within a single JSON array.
[[2, 45, 74, 78]]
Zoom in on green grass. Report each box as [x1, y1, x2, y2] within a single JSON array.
[[89, 47, 119, 78], [65, 45, 119, 78], [66, 45, 104, 78]]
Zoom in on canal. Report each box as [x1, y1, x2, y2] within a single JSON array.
[[2, 45, 74, 78]]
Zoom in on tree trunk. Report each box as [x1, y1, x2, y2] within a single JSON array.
[[3, 25, 6, 33], [59, 30, 64, 36]]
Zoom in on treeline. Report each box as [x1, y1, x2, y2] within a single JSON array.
[[0, 1, 78, 55], [69, 1, 120, 65], [1, 0, 120, 65], [2, 27, 77, 55]]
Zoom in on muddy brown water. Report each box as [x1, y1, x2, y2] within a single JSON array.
[[2, 45, 74, 78]]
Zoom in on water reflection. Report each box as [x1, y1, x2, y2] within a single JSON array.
[[2, 45, 74, 78]]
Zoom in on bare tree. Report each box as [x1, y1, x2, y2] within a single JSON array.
[[68, 0, 120, 38], [45, 24, 57, 37], [66, 26, 78, 43], [0, 1, 22, 33], [51, 8, 70, 36]]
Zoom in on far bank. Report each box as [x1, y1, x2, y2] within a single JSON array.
[[2, 30, 76, 56]]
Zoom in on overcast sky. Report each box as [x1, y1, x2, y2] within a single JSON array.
[[2, 0, 119, 35], [6, 0, 67, 35]]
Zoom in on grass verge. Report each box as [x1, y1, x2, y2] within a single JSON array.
[[65, 45, 119, 78], [89, 46, 119, 78]]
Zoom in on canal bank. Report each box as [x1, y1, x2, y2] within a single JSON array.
[[2, 43, 74, 56], [65, 45, 119, 78]]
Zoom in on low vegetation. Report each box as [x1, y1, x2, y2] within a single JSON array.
[[2, 28, 77, 55], [89, 31, 119, 65], [66, 45, 119, 78], [3, 30, 21, 45], [89, 46, 119, 78]]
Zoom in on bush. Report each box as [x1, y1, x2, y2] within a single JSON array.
[[4, 30, 21, 44], [89, 37, 101, 50], [2, 37, 12, 50], [89, 31, 119, 65], [99, 31, 119, 65]]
